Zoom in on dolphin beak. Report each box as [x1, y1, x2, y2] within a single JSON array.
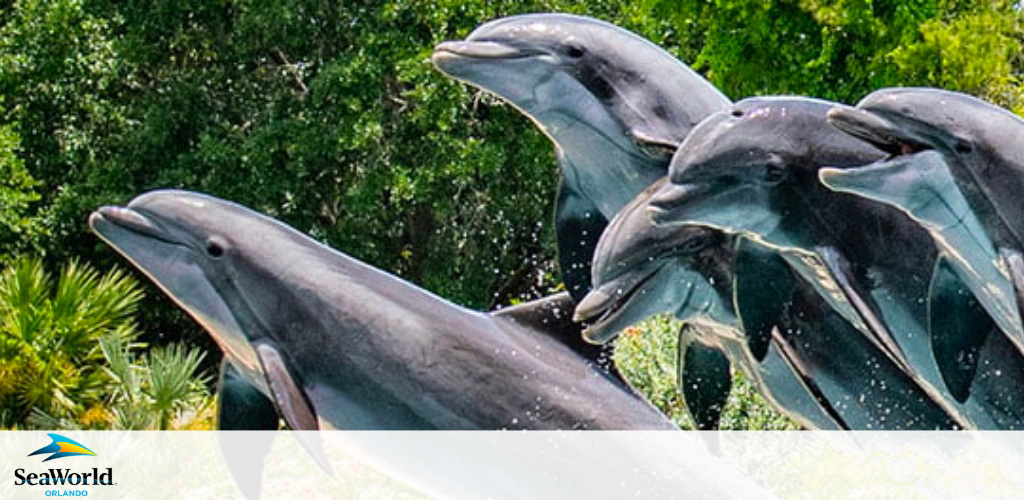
[[573, 288, 614, 323], [826, 105, 887, 137], [827, 106, 913, 155], [433, 41, 530, 62], [574, 269, 661, 344], [90, 206, 169, 242], [646, 183, 702, 225], [818, 164, 888, 194]]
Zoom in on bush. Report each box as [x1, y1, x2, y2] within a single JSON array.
[[0, 256, 212, 429]]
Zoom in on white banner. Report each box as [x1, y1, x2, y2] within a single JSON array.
[[1, 431, 1022, 499]]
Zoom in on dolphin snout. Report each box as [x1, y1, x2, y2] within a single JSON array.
[[91, 206, 164, 240], [646, 183, 702, 226], [826, 105, 909, 154], [432, 41, 529, 62], [573, 288, 614, 323]]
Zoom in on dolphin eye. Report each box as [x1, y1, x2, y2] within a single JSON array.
[[205, 237, 226, 258], [565, 45, 585, 58], [954, 140, 973, 154]]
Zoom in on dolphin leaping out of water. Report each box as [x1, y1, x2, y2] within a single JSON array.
[[826, 89, 1024, 356], [575, 180, 964, 430], [433, 13, 730, 302], [89, 190, 675, 431], [649, 96, 1024, 428]]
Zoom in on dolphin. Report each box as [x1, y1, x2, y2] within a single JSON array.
[[574, 181, 962, 430], [826, 88, 1024, 248], [88, 189, 676, 431], [649, 97, 1024, 428], [817, 150, 1024, 401], [571, 178, 741, 430], [648, 97, 906, 366], [826, 89, 1024, 351], [432, 13, 730, 302], [651, 98, 1024, 430]]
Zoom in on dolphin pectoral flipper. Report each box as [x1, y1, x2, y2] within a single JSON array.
[[1001, 247, 1024, 333], [218, 359, 281, 430], [255, 344, 319, 431], [217, 360, 278, 500], [255, 344, 333, 476], [815, 246, 912, 371], [677, 324, 731, 430], [555, 180, 609, 304], [733, 238, 793, 362], [928, 257, 993, 403], [767, 331, 849, 430], [491, 292, 625, 388]]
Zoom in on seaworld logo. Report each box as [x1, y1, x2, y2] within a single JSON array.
[[28, 434, 96, 462], [14, 434, 115, 490]]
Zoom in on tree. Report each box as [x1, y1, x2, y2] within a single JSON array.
[[0, 102, 41, 261], [644, 0, 1024, 107]]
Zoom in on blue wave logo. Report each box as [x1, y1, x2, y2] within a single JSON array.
[[28, 434, 97, 462]]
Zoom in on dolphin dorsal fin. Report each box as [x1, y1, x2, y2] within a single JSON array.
[[491, 292, 628, 389], [255, 344, 319, 431]]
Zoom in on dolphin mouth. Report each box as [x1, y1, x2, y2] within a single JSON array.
[[827, 106, 929, 158], [90, 206, 180, 246], [433, 41, 539, 61], [574, 269, 659, 343], [646, 183, 706, 226]]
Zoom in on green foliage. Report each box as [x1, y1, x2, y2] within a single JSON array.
[[0, 0, 129, 259], [0, 257, 137, 426], [615, 315, 798, 430], [0, 98, 42, 260], [96, 338, 212, 430], [890, 1, 1024, 111], [645, 0, 1024, 106], [0, 256, 212, 429]]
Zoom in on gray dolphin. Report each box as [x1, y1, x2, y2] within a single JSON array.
[[89, 190, 676, 431], [817, 150, 1024, 401], [826, 88, 1024, 248], [826, 89, 1024, 351], [432, 13, 730, 301], [573, 182, 836, 429], [650, 97, 1024, 428], [575, 181, 962, 430], [648, 97, 906, 366]]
